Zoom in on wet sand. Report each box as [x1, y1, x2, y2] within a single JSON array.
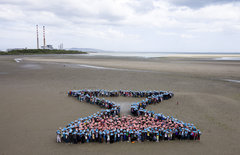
[[0, 55, 239, 155]]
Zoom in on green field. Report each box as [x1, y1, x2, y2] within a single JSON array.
[[0, 49, 87, 55]]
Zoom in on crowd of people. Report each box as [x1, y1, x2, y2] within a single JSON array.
[[56, 89, 201, 144]]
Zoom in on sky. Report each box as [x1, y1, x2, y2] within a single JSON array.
[[0, 0, 240, 52]]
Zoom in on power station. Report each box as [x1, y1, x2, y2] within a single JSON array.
[[36, 25, 53, 50]]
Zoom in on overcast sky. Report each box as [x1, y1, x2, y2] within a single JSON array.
[[0, 0, 240, 52]]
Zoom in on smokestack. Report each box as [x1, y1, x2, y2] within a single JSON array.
[[43, 26, 46, 48], [36, 25, 39, 49]]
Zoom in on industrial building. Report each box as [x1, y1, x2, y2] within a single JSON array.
[[41, 45, 53, 50]]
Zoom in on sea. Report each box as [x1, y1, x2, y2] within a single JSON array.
[[83, 51, 240, 60]]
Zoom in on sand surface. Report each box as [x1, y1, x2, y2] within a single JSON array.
[[0, 55, 239, 155]]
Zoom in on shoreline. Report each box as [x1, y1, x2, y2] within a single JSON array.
[[87, 52, 240, 59], [22, 56, 240, 79], [2, 51, 240, 59]]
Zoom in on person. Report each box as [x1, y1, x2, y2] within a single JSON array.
[[95, 131, 99, 142], [77, 132, 81, 143], [117, 131, 120, 142], [81, 133, 85, 143], [141, 132, 145, 142], [56, 130, 61, 143], [153, 134, 157, 142], [85, 133, 88, 143], [69, 132, 73, 143], [92, 132, 95, 142], [110, 133, 114, 143], [197, 130, 201, 140], [138, 131, 141, 142], [107, 133, 110, 143], [73, 132, 78, 144], [172, 129, 175, 140], [62, 132, 67, 143], [164, 131, 168, 140], [156, 132, 159, 142], [147, 131, 150, 141], [66, 132, 70, 143], [120, 131, 123, 142]]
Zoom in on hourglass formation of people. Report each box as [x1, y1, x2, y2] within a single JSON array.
[[56, 89, 201, 144]]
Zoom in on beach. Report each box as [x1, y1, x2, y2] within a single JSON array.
[[0, 54, 239, 155]]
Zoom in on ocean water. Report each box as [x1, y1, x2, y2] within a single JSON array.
[[88, 52, 170, 58], [213, 57, 240, 61], [85, 52, 240, 60]]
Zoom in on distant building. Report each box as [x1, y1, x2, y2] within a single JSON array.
[[41, 45, 53, 50]]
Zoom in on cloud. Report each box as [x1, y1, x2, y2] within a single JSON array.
[[167, 0, 239, 8], [0, 0, 240, 52], [180, 34, 195, 39]]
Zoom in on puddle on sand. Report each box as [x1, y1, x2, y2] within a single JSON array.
[[65, 63, 131, 71], [0, 72, 8, 75], [223, 79, 240, 84], [14, 58, 23, 63], [20, 64, 42, 70], [64, 63, 155, 73]]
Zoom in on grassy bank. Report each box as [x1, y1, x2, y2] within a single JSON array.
[[0, 49, 87, 55]]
